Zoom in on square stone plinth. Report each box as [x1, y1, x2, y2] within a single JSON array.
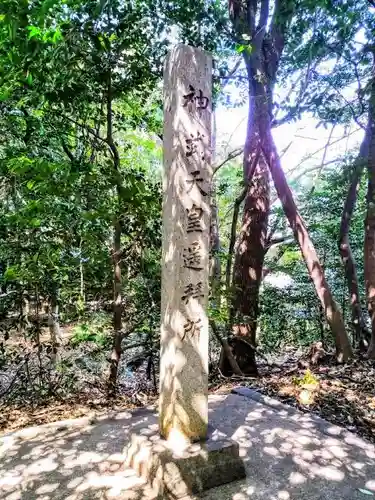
[[124, 429, 246, 499]]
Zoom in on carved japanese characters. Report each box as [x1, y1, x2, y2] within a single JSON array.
[[160, 45, 212, 442]]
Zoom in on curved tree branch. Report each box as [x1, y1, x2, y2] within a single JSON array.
[[213, 147, 243, 174]]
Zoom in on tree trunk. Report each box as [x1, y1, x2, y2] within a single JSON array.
[[261, 131, 353, 361], [339, 126, 371, 348], [48, 285, 61, 363], [228, 42, 271, 371], [210, 186, 221, 298], [23, 291, 31, 330], [35, 285, 41, 348], [364, 65, 375, 358], [108, 220, 123, 395], [79, 238, 85, 314], [80, 262, 84, 299], [317, 302, 325, 347], [228, 40, 270, 377], [210, 112, 221, 301], [231, 155, 269, 373], [211, 321, 243, 376], [106, 67, 124, 396], [226, 0, 294, 373], [18, 289, 23, 333]]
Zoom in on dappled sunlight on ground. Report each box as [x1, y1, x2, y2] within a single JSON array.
[[2, 394, 375, 499], [0, 409, 158, 499], [203, 394, 375, 499]]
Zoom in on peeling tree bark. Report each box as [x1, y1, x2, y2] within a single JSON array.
[[225, 149, 260, 293], [232, 156, 269, 352], [229, 60, 270, 371], [226, 0, 295, 373], [339, 126, 371, 349]]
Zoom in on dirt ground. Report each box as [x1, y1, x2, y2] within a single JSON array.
[[211, 353, 375, 444], [1, 343, 375, 446]]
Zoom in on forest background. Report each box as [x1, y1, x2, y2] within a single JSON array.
[[1, 0, 375, 440]]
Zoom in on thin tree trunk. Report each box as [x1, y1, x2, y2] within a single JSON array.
[[342, 274, 346, 326], [79, 239, 85, 307], [318, 303, 325, 347], [79, 260, 85, 309], [339, 126, 371, 348], [18, 289, 23, 333], [261, 131, 353, 362], [106, 66, 124, 395], [364, 62, 375, 358], [23, 291, 31, 330], [109, 219, 123, 394], [318, 249, 327, 348], [210, 185, 221, 297], [210, 111, 221, 300], [211, 321, 243, 376], [48, 285, 61, 363], [35, 285, 41, 349]]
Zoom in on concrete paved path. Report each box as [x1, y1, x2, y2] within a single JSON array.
[[1, 391, 375, 499]]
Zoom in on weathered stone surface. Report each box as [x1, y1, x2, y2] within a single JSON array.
[[160, 44, 212, 443], [124, 428, 246, 499]]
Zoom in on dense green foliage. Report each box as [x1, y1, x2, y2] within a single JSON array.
[[0, 0, 374, 404]]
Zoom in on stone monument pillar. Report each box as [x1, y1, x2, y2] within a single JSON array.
[[124, 46, 246, 498], [160, 44, 212, 444]]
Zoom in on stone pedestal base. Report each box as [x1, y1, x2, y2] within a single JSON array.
[[124, 428, 246, 499]]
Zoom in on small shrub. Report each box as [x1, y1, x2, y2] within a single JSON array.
[[292, 369, 319, 388], [70, 313, 111, 348]]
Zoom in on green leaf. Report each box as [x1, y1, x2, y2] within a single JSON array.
[[8, 21, 17, 41], [30, 218, 41, 227], [27, 26, 41, 40], [235, 43, 252, 55], [358, 490, 375, 496], [52, 28, 62, 44], [4, 267, 18, 281], [0, 88, 10, 101]]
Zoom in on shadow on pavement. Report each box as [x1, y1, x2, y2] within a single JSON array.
[[1, 394, 375, 499]]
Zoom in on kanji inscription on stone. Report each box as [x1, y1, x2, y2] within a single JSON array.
[[160, 45, 212, 443], [185, 132, 205, 159], [182, 318, 202, 341], [186, 204, 204, 233], [181, 282, 204, 304], [186, 170, 208, 196], [183, 85, 209, 111], [183, 241, 203, 270]]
